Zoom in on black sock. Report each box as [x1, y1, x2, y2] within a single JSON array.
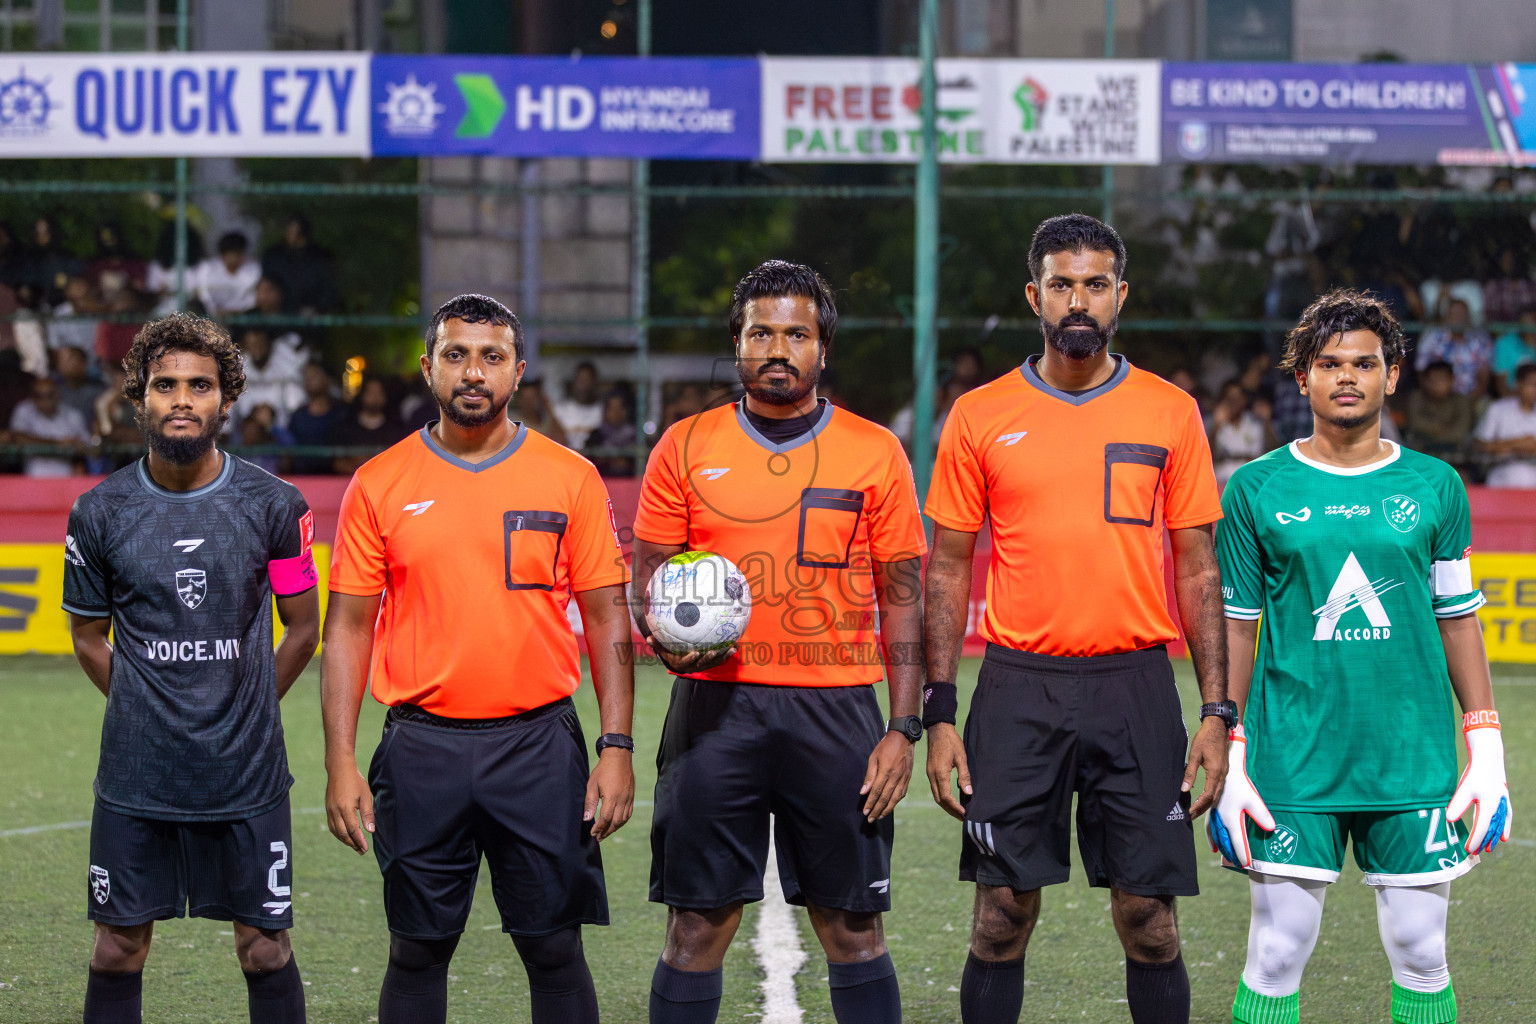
[[512, 928, 599, 1024], [649, 959, 723, 1024], [379, 935, 459, 1024], [244, 954, 305, 1024], [827, 952, 901, 1024], [960, 952, 1024, 1024], [1125, 953, 1190, 1024], [84, 968, 142, 1024]]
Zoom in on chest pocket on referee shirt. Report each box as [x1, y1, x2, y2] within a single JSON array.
[[797, 488, 865, 569], [1103, 443, 1167, 527], [504, 510, 568, 591]]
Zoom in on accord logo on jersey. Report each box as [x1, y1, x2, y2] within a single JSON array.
[[174, 567, 207, 609], [994, 431, 1028, 446], [1383, 494, 1421, 533], [1312, 552, 1404, 641], [1275, 507, 1311, 524]]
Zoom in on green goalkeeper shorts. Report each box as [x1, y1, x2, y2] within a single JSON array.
[[1242, 807, 1477, 886]]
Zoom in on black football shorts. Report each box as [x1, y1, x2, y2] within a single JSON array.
[[959, 643, 1199, 897], [87, 797, 295, 929], [650, 678, 894, 914], [367, 697, 608, 939]]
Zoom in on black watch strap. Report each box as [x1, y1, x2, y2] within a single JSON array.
[[887, 715, 923, 743], [594, 732, 634, 755], [1199, 700, 1238, 730]]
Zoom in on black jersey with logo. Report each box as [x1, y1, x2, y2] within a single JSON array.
[[63, 454, 316, 821]]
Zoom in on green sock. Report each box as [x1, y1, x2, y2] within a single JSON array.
[[1232, 978, 1299, 1024], [1391, 980, 1456, 1024]]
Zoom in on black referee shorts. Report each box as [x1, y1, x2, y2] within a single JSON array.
[[960, 643, 1198, 897], [87, 797, 294, 930], [650, 678, 894, 914], [367, 697, 608, 939]]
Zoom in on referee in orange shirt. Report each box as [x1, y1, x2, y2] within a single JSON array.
[[923, 215, 1231, 1024], [320, 295, 635, 1024], [633, 261, 927, 1024]]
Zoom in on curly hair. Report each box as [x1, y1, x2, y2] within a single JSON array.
[[1280, 289, 1407, 373], [121, 312, 246, 405]]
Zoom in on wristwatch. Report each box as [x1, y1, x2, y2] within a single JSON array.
[[887, 715, 924, 743], [594, 733, 634, 755], [1199, 700, 1238, 730]]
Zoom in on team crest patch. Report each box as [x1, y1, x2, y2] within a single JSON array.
[[175, 568, 207, 610], [90, 865, 110, 904], [1266, 824, 1299, 864], [1382, 495, 1420, 533]]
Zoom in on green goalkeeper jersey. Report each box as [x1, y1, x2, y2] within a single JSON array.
[[1216, 441, 1485, 812]]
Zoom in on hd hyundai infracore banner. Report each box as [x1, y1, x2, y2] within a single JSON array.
[[0, 53, 1529, 165]]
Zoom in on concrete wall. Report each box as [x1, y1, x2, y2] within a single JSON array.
[[1292, 0, 1536, 62], [419, 157, 635, 373]]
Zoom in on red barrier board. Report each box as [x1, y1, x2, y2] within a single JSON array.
[[7, 473, 1534, 660]]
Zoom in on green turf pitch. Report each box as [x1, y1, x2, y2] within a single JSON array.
[[1, 656, 1532, 1023]]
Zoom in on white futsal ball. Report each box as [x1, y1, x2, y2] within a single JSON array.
[[645, 550, 752, 654]]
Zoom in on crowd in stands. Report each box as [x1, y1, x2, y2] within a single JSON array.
[[2, 181, 1536, 485]]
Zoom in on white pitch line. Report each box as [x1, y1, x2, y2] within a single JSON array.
[[753, 823, 807, 1024]]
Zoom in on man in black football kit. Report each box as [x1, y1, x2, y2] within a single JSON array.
[[63, 313, 320, 1024]]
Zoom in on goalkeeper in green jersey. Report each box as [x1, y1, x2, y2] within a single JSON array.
[[1211, 290, 1512, 1024]]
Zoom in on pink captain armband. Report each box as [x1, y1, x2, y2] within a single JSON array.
[[268, 549, 318, 595], [268, 509, 318, 595]]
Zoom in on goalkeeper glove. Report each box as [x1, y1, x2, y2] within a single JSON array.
[[1207, 724, 1275, 869], [1447, 709, 1512, 856]]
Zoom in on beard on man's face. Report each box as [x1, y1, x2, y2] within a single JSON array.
[[1042, 310, 1116, 361], [136, 406, 223, 465], [737, 357, 820, 407], [434, 374, 511, 428]]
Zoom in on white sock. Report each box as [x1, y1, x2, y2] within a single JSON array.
[[1374, 881, 1451, 992], [1240, 873, 1329, 998]]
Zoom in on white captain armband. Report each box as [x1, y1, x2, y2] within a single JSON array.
[[1431, 555, 1474, 598]]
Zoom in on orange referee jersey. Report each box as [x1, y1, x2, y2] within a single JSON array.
[[634, 398, 927, 686], [330, 424, 629, 718], [925, 356, 1221, 657]]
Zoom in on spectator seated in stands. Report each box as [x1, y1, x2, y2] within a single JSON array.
[[25, 215, 77, 310], [286, 363, 344, 474], [1416, 296, 1493, 397], [514, 379, 569, 446], [8, 374, 90, 477], [145, 219, 206, 316], [48, 274, 104, 355], [92, 363, 140, 472], [1493, 308, 1536, 398], [332, 375, 407, 476], [1474, 363, 1536, 489], [194, 231, 261, 317], [660, 381, 708, 433], [261, 214, 338, 316], [238, 402, 287, 475], [585, 388, 638, 478], [86, 221, 149, 308], [554, 360, 604, 450], [233, 327, 306, 429], [53, 345, 102, 428], [1483, 246, 1536, 329], [1209, 379, 1275, 484], [1404, 360, 1475, 466]]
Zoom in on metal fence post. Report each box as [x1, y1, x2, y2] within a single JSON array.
[[633, 0, 653, 451], [173, 0, 190, 310], [911, 0, 940, 504], [1101, 0, 1116, 226]]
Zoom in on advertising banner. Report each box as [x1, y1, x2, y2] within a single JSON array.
[[760, 57, 1160, 164], [1164, 61, 1536, 166], [370, 55, 759, 159], [1474, 553, 1536, 663], [0, 53, 369, 157]]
